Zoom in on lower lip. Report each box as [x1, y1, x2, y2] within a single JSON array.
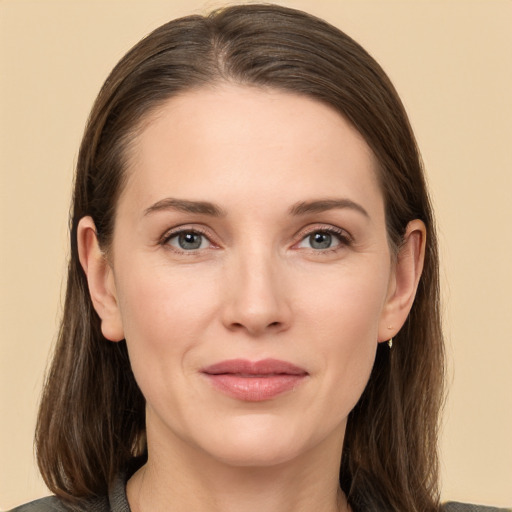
[[204, 374, 306, 401]]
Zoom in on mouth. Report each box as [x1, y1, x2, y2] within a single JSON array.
[[201, 358, 308, 402]]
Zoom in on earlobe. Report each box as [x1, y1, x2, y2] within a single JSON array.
[[378, 219, 426, 342], [77, 216, 124, 342]]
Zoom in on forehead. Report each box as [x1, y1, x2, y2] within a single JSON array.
[[120, 84, 382, 216]]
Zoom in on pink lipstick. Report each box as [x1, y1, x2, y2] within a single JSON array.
[[201, 358, 308, 401]]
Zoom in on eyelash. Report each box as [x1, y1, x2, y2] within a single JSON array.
[[160, 226, 215, 254], [160, 225, 353, 255], [296, 226, 353, 253]]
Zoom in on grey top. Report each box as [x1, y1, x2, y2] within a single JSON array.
[[443, 504, 511, 512], [8, 474, 511, 512], [7, 471, 129, 512]]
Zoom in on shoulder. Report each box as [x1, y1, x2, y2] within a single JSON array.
[[7, 496, 70, 511], [7, 459, 138, 512], [7, 495, 110, 512], [443, 502, 512, 512]]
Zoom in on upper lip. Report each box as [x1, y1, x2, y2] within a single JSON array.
[[202, 358, 308, 376]]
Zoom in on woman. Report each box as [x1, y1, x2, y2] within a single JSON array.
[[8, 4, 508, 512]]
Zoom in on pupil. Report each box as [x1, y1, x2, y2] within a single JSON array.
[[179, 232, 202, 250], [310, 232, 331, 249]]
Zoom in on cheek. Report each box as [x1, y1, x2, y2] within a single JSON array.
[[117, 261, 219, 336], [299, 259, 389, 339], [113, 262, 220, 388], [297, 262, 388, 411]]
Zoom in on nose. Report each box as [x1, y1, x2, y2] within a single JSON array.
[[221, 250, 292, 337]]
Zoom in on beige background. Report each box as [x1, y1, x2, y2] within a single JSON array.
[[1, 0, 511, 509]]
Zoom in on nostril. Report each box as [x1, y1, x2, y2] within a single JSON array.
[[228, 320, 282, 333]]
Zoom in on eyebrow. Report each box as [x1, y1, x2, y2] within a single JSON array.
[[143, 197, 369, 219], [144, 198, 227, 217], [288, 199, 369, 218]]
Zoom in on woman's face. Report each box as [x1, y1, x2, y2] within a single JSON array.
[[91, 84, 403, 468]]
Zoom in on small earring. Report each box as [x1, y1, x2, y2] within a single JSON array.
[[387, 338, 393, 349]]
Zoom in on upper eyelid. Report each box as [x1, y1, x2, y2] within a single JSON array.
[[295, 224, 352, 241], [160, 224, 214, 243]]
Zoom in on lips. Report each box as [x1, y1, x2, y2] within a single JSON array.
[[201, 358, 308, 401]]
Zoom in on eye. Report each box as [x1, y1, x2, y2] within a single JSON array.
[[296, 228, 349, 251], [166, 230, 211, 251]]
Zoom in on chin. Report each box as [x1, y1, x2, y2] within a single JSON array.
[[192, 415, 323, 469], [208, 440, 305, 468]]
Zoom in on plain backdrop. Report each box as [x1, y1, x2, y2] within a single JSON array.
[[1, 0, 511, 509]]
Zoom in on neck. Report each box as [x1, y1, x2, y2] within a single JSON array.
[[129, 462, 348, 512], [127, 422, 349, 512]]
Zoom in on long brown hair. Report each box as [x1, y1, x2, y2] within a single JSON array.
[[36, 4, 444, 511]]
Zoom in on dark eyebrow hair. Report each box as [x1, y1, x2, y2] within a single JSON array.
[[143, 198, 226, 217], [144, 197, 368, 219], [288, 198, 369, 218]]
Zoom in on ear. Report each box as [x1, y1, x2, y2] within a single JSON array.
[[77, 216, 124, 342], [378, 219, 426, 343]]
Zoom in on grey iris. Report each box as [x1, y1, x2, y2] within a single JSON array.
[[310, 232, 332, 249], [179, 232, 203, 250]]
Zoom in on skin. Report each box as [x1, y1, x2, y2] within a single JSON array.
[[78, 84, 425, 512]]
